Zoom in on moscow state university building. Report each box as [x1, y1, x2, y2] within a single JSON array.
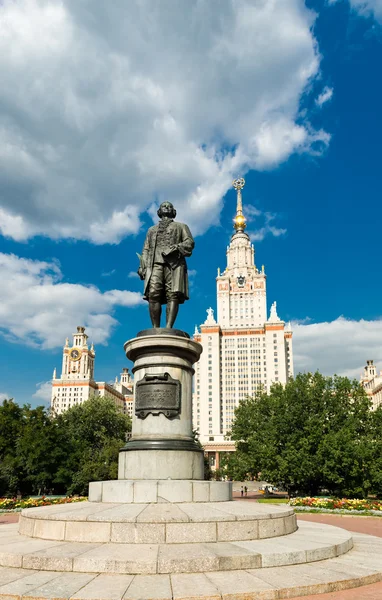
[[192, 180, 294, 468]]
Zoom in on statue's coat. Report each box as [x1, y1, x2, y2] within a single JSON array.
[[141, 221, 194, 304]]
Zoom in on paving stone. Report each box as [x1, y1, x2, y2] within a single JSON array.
[[208, 542, 261, 571], [176, 504, 231, 523], [71, 574, 134, 599], [0, 570, 61, 599], [89, 505, 146, 523], [0, 540, 61, 568], [22, 572, 97, 599], [0, 525, 19, 533], [171, 573, 221, 600], [73, 544, 159, 575], [158, 544, 218, 574], [123, 574, 172, 600], [250, 563, 327, 591], [165, 522, 216, 544], [136, 505, 189, 523], [22, 543, 100, 572], [44, 504, 118, 522], [65, 522, 111, 543], [111, 523, 165, 544], [0, 567, 37, 587], [205, 570, 277, 600]]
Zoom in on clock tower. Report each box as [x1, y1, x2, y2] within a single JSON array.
[[62, 326, 95, 380]]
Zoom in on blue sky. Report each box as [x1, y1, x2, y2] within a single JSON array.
[[1, 0, 382, 406]]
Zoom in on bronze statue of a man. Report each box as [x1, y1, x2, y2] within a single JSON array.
[[138, 201, 194, 328]]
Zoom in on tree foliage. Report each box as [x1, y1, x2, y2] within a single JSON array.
[[224, 372, 380, 498], [0, 397, 131, 497]]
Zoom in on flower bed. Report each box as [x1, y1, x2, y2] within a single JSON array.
[[290, 497, 382, 512], [0, 496, 87, 511]]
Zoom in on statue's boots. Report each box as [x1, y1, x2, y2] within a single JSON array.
[[166, 300, 179, 329]]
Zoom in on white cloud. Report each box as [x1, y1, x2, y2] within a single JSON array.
[[0, 252, 143, 349], [329, 0, 382, 22], [249, 212, 287, 242], [0, 0, 327, 244], [350, 0, 382, 20], [0, 393, 10, 402], [316, 86, 334, 107], [292, 316, 382, 378], [33, 381, 52, 404]]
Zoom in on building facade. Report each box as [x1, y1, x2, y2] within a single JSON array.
[[193, 179, 294, 467], [51, 326, 133, 416], [360, 359, 382, 410]]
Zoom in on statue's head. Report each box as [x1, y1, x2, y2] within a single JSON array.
[[157, 201, 176, 219]]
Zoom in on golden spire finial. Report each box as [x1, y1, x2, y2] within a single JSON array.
[[232, 177, 246, 232]]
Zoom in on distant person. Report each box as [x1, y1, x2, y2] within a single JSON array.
[[240, 486, 244, 497], [244, 485, 248, 497]]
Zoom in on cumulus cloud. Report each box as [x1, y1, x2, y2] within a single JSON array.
[[0, 393, 10, 402], [33, 381, 52, 404], [293, 316, 382, 378], [0, 252, 142, 349], [316, 86, 334, 107], [0, 0, 327, 244], [249, 212, 287, 242], [329, 0, 382, 22], [350, 0, 382, 20]]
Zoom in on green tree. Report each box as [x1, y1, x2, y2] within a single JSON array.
[[228, 372, 373, 498], [370, 405, 382, 497], [15, 405, 63, 496], [54, 396, 131, 495], [0, 399, 24, 496]]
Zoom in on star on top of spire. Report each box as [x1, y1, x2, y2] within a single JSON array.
[[232, 177, 246, 232]]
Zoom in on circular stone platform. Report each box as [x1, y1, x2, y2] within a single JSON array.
[[1, 521, 352, 574], [0, 511, 381, 599], [18, 501, 297, 544]]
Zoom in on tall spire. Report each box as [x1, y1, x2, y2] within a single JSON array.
[[232, 177, 247, 232]]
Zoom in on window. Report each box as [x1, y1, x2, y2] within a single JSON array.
[[209, 436, 214, 441]]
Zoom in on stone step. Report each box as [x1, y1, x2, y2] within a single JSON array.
[[0, 521, 352, 574], [0, 534, 380, 600], [89, 480, 232, 503], [18, 500, 297, 544]]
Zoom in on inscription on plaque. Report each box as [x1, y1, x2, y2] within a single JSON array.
[[135, 372, 181, 419]]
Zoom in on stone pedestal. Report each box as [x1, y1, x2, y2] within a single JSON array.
[[119, 329, 204, 481]]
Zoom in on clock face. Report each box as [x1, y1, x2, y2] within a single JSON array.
[[69, 348, 81, 361]]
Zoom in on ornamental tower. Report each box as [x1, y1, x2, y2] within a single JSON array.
[[51, 327, 133, 415], [61, 326, 95, 380], [193, 179, 294, 467], [217, 178, 267, 329]]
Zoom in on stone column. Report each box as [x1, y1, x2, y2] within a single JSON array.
[[118, 329, 204, 480]]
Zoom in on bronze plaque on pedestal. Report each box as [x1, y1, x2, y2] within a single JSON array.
[[135, 372, 181, 420]]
